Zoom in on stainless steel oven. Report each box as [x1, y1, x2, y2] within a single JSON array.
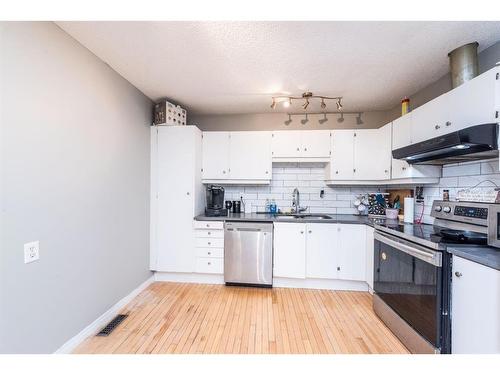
[[373, 230, 451, 354]]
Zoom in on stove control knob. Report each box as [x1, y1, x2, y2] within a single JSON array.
[[443, 206, 452, 213], [434, 205, 442, 212]]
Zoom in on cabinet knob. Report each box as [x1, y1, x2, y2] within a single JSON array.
[[186, 192, 190, 195], [296, 147, 300, 151], [337, 266, 341, 271], [335, 171, 339, 174], [300, 231, 304, 234], [402, 167, 407, 170], [353, 168, 356, 173], [455, 271, 462, 278], [208, 262, 211, 265], [207, 232, 211, 235], [222, 170, 226, 174], [446, 121, 452, 127], [435, 125, 440, 130], [208, 242, 211, 245], [208, 251, 211, 255], [265, 171, 269, 174], [308, 230, 312, 234], [304, 148, 308, 151], [384, 169, 388, 173], [206, 224, 210, 227]]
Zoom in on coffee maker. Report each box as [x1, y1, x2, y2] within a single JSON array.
[[205, 185, 228, 217]]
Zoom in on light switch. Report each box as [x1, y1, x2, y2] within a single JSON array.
[[24, 241, 40, 264]]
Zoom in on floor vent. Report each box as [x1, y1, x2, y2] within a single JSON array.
[[96, 314, 128, 336]]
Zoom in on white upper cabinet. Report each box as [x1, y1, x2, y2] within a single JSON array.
[[451, 256, 500, 354], [271, 130, 302, 158], [328, 130, 355, 180], [392, 113, 412, 150], [411, 93, 450, 144], [448, 67, 499, 132], [202, 132, 230, 180], [300, 130, 331, 158], [202, 131, 272, 183], [354, 123, 391, 180], [229, 131, 271, 180], [306, 223, 339, 279], [271, 130, 331, 160]]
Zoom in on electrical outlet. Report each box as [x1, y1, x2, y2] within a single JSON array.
[[24, 241, 40, 264]]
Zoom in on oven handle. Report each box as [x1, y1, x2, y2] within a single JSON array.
[[374, 231, 442, 267]]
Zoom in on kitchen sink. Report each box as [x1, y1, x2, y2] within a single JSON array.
[[275, 214, 333, 220]]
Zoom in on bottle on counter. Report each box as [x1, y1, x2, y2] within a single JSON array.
[[443, 189, 450, 201], [270, 199, 277, 213]]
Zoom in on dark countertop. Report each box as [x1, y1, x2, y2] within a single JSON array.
[[447, 245, 500, 271], [194, 212, 399, 227]]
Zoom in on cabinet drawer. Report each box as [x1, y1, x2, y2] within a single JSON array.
[[196, 247, 224, 258], [195, 257, 224, 274], [194, 229, 224, 239], [196, 238, 224, 248], [193, 221, 224, 230]]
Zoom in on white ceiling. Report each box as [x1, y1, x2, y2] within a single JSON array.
[[57, 21, 500, 115]]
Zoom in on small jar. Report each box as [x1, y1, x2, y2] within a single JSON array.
[[443, 189, 450, 201]]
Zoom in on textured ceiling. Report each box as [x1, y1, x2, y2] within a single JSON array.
[[57, 21, 500, 114]]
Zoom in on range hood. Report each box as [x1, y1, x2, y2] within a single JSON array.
[[392, 123, 499, 165]]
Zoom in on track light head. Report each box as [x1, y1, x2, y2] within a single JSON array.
[[318, 113, 328, 124], [337, 113, 344, 123], [336, 98, 343, 111], [301, 114, 309, 125]]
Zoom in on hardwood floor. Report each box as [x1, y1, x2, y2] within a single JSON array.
[[74, 282, 409, 354]]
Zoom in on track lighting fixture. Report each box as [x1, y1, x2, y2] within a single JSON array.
[[301, 113, 309, 125], [270, 92, 342, 112], [318, 113, 328, 124], [284, 114, 292, 126], [336, 98, 343, 111], [337, 113, 345, 123], [356, 113, 364, 125]]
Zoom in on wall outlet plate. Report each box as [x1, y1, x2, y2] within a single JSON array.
[[24, 241, 40, 264]]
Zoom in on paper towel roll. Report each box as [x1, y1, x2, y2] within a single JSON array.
[[404, 197, 415, 223]]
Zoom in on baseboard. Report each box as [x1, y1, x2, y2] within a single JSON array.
[[273, 277, 369, 292], [154, 271, 224, 284], [54, 275, 154, 354]]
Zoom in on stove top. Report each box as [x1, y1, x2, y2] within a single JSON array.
[[374, 221, 488, 250]]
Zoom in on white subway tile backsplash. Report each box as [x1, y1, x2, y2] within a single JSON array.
[[442, 163, 481, 177], [480, 160, 499, 174]]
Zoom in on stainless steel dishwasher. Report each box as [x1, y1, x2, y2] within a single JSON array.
[[224, 221, 273, 287]]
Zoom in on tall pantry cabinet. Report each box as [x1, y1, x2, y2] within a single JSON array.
[[150, 125, 204, 272]]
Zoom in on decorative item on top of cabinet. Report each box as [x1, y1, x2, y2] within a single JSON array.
[[153, 100, 187, 126]]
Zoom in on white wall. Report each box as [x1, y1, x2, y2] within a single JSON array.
[[0, 22, 153, 353], [222, 163, 382, 214]]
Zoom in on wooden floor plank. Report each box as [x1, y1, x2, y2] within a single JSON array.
[[74, 282, 409, 354]]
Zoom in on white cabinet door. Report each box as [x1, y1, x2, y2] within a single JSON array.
[[365, 226, 374, 290], [271, 131, 302, 158], [448, 67, 499, 133], [392, 114, 412, 149], [451, 256, 500, 353], [354, 124, 391, 180], [391, 158, 442, 180], [202, 132, 230, 179], [306, 223, 339, 279], [411, 93, 450, 143], [273, 223, 306, 279], [329, 130, 355, 180], [300, 130, 331, 158], [155, 126, 200, 272], [229, 131, 272, 180], [337, 224, 366, 281]]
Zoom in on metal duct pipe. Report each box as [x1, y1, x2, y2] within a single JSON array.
[[448, 42, 479, 88]]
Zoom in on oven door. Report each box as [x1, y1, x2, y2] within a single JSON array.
[[488, 204, 500, 248], [374, 231, 443, 349]]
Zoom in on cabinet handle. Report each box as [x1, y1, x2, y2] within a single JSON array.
[[222, 170, 226, 174], [265, 171, 269, 174], [308, 230, 312, 234], [300, 231, 304, 234], [337, 266, 341, 271], [353, 168, 356, 173], [335, 171, 339, 174], [296, 147, 300, 152], [402, 167, 407, 170], [208, 251, 211, 255], [435, 125, 440, 130], [384, 169, 388, 173], [206, 224, 210, 228], [454, 271, 462, 278], [208, 242, 211, 245], [446, 121, 452, 126], [186, 192, 190, 195], [207, 232, 211, 235], [208, 262, 211, 265]]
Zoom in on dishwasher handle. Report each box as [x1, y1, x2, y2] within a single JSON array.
[[225, 221, 273, 233]]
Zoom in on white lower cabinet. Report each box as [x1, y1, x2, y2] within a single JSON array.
[[365, 226, 374, 291], [451, 256, 500, 353], [275, 222, 367, 282], [194, 221, 224, 275], [273, 223, 307, 279]]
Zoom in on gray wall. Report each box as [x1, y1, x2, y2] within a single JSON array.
[[0, 22, 153, 353]]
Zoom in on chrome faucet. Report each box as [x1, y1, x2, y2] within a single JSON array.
[[292, 188, 308, 213]]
